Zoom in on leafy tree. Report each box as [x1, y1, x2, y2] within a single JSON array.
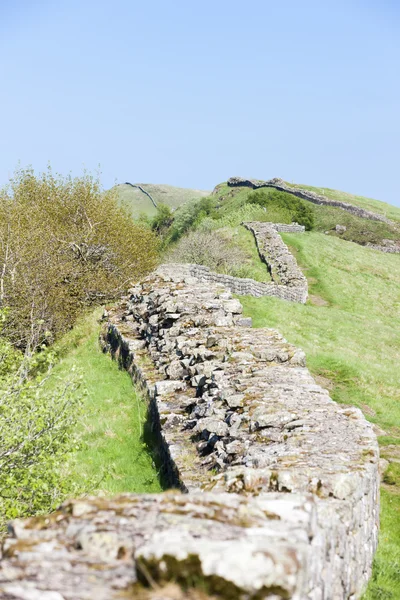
[[0, 167, 158, 349], [151, 203, 174, 234], [166, 196, 214, 243]]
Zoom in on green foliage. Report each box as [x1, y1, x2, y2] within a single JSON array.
[[166, 196, 215, 243], [0, 311, 83, 530], [312, 204, 399, 245], [0, 167, 158, 349], [247, 189, 315, 230], [151, 203, 174, 234], [288, 181, 400, 222]]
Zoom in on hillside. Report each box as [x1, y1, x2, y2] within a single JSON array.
[[160, 179, 400, 598], [1, 172, 399, 599], [211, 180, 400, 248], [286, 181, 400, 222], [114, 182, 210, 218]]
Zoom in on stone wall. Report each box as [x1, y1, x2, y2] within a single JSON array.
[[0, 270, 380, 599], [243, 222, 308, 290], [162, 221, 308, 304], [227, 176, 396, 226]]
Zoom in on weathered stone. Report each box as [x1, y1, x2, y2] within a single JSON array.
[[0, 271, 380, 600]]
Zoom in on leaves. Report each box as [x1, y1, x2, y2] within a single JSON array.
[[0, 167, 158, 348]]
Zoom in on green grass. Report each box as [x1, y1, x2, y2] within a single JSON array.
[[239, 232, 400, 597], [287, 181, 400, 222], [212, 183, 400, 247], [50, 309, 162, 495], [114, 183, 210, 219], [218, 225, 271, 282]]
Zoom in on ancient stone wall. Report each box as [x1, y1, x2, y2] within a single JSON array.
[[163, 221, 308, 304], [0, 269, 380, 599], [227, 176, 396, 226], [243, 222, 308, 290]]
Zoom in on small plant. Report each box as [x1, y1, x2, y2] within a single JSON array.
[[166, 230, 247, 274]]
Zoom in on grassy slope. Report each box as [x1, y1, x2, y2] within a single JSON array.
[[212, 182, 400, 246], [115, 183, 210, 218], [287, 181, 400, 222], [51, 310, 161, 495], [239, 232, 400, 598]]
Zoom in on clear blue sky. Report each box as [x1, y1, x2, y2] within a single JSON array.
[[1, 0, 399, 205]]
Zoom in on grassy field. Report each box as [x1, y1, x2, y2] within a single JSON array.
[[50, 310, 161, 495], [114, 182, 210, 219], [240, 232, 400, 599]]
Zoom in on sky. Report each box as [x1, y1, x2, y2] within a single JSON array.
[[0, 0, 399, 205]]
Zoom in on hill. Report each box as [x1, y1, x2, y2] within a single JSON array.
[[162, 179, 400, 598], [211, 179, 400, 248], [113, 182, 210, 218]]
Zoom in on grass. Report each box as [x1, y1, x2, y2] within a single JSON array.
[[114, 183, 210, 219], [212, 225, 271, 282], [211, 183, 400, 247], [239, 232, 400, 598], [50, 309, 162, 495], [286, 181, 400, 222]]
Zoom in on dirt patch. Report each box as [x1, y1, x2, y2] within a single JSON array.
[[380, 445, 400, 464], [309, 294, 329, 306], [361, 404, 377, 418], [314, 374, 334, 391]]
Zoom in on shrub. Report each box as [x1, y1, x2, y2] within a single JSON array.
[[0, 312, 83, 529], [0, 167, 158, 349], [166, 230, 247, 274], [166, 196, 214, 243], [247, 189, 314, 230], [151, 203, 174, 234]]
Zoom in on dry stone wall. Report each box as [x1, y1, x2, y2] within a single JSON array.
[[163, 221, 308, 304], [0, 269, 380, 600], [243, 222, 308, 290], [227, 176, 396, 226]]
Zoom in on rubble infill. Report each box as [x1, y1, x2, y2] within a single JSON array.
[[0, 268, 380, 600]]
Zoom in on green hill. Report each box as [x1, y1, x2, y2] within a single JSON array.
[[164, 178, 400, 598], [113, 182, 210, 219], [286, 181, 400, 222], [211, 181, 400, 247]]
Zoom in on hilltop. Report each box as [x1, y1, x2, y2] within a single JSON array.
[[113, 182, 210, 218]]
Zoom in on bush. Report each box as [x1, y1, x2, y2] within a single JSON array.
[[166, 230, 247, 274], [247, 189, 315, 230], [166, 196, 214, 243], [0, 313, 83, 529], [0, 167, 158, 349], [151, 203, 173, 234]]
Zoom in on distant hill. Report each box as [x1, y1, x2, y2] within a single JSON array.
[[113, 183, 210, 219]]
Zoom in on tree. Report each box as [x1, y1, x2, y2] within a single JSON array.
[[0, 167, 158, 348]]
